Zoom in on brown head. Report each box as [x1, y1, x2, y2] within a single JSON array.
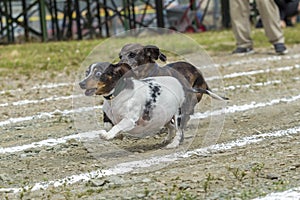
[[118, 43, 167, 68], [79, 62, 132, 96]]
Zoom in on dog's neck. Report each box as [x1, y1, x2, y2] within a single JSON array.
[[103, 88, 115, 100], [103, 78, 131, 100], [132, 63, 160, 78]]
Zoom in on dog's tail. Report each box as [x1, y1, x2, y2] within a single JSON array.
[[188, 88, 229, 101]]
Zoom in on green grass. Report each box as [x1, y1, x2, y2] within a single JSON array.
[[189, 24, 300, 52], [0, 24, 299, 77], [0, 40, 101, 76]]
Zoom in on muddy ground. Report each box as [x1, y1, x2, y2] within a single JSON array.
[[0, 45, 300, 200]]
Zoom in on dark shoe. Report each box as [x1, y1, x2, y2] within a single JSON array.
[[232, 47, 254, 55], [274, 43, 288, 55], [255, 19, 263, 28]]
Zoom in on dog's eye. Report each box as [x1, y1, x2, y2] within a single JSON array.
[[100, 75, 109, 82], [119, 55, 122, 59], [128, 52, 136, 58], [85, 70, 89, 77], [95, 71, 102, 77]]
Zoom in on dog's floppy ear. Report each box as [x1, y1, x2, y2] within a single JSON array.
[[159, 52, 167, 62], [113, 63, 132, 77], [144, 45, 167, 62]]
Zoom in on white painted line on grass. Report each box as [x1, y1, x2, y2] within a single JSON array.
[[0, 83, 72, 95], [0, 125, 299, 194], [183, 126, 300, 157], [207, 64, 300, 81], [0, 76, 293, 127], [222, 80, 281, 91], [0, 131, 99, 154], [0, 79, 283, 108], [293, 77, 300, 81], [0, 85, 236, 127], [191, 93, 300, 120], [1, 53, 299, 96], [0, 94, 83, 107], [1, 93, 300, 154], [209, 53, 300, 68], [253, 186, 300, 200], [0, 106, 102, 127]]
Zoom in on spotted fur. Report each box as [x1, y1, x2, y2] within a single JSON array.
[[79, 63, 187, 148], [142, 80, 162, 121]]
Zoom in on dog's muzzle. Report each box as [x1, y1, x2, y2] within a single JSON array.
[[79, 80, 97, 96], [79, 80, 86, 89]]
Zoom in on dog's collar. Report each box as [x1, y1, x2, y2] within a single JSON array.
[[103, 78, 127, 100], [103, 89, 115, 100]]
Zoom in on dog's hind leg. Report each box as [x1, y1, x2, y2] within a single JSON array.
[[166, 112, 184, 149], [163, 122, 175, 144], [166, 128, 183, 149]]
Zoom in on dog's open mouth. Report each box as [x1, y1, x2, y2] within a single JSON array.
[[85, 88, 97, 96]]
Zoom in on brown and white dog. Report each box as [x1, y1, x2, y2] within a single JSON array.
[[79, 62, 227, 148], [80, 62, 114, 127], [118, 43, 218, 127], [80, 63, 186, 148], [119, 43, 209, 100]]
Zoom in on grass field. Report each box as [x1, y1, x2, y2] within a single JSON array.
[[0, 25, 299, 77]]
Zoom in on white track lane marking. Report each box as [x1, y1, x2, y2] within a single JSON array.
[[0, 125, 299, 194], [293, 77, 300, 81], [253, 187, 300, 200], [207, 64, 300, 81], [1, 92, 299, 129], [0, 79, 283, 108], [209, 54, 300, 68], [0, 106, 102, 127], [0, 78, 288, 127], [1, 93, 300, 154], [191, 93, 300, 120], [222, 80, 281, 91], [0, 54, 299, 194], [0, 83, 72, 95], [0, 94, 83, 107], [0, 131, 99, 154], [0, 54, 299, 96]]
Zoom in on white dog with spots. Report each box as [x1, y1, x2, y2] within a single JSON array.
[[79, 63, 187, 148]]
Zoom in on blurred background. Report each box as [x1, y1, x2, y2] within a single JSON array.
[[0, 0, 236, 43], [0, 0, 299, 44]]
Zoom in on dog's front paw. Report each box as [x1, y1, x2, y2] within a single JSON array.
[[103, 122, 113, 131], [162, 137, 171, 145], [99, 130, 114, 140], [165, 140, 180, 149]]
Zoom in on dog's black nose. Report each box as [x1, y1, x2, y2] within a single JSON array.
[[79, 81, 86, 89]]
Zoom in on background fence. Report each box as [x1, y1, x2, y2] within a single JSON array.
[[0, 0, 231, 43]]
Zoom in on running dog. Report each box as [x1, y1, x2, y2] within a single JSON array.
[[118, 43, 221, 128], [80, 63, 186, 148], [79, 63, 227, 148], [118, 43, 209, 102]]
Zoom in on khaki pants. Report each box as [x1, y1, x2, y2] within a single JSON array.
[[230, 0, 285, 48]]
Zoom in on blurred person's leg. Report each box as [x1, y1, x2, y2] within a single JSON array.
[[256, 0, 287, 54], [230, 0, 253, 51], [256, 0, 284, 44]]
